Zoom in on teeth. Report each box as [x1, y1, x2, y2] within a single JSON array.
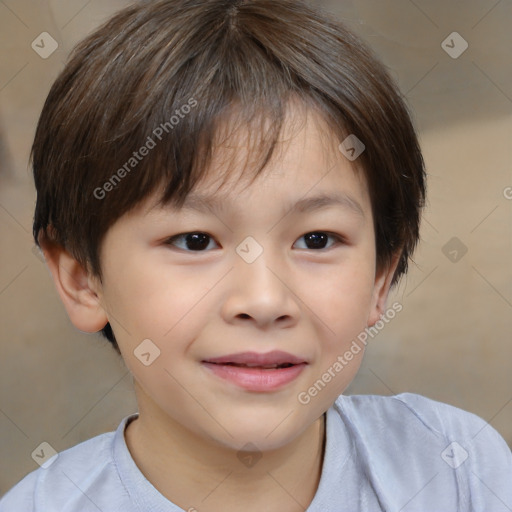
[[208, 360, 300, 368], [227, 363, 292, 369], [247, 363, 277, 368]]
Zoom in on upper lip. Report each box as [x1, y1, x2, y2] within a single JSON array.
[[202, 350, 307, 366]]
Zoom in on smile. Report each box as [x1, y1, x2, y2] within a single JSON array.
[[201, 351, 308, 392]]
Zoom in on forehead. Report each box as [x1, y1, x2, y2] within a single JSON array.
[[145, 100, 370, 217], [132, 100, 372, 227], [206, 98, 354, 181]]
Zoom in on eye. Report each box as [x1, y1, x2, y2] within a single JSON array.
[[165, 232, 218, 252], [294, 231, 344, 250], [164, 231, 345, 252]]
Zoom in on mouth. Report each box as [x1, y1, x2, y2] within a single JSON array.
[[201, 351, 308, 391], [203, 350, 307, 366], [212, 362, 296, 369]]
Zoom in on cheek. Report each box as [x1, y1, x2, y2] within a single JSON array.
[[302, 259, 375, 334], [296, 264, 375, 396], [103, 259, 217, 352], [299, 266, 373, 407]]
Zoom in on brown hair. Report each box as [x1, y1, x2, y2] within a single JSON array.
[[32, 0, 426, 354]]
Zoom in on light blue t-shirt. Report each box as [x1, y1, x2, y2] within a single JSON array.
[[1, 393, 511, 511]]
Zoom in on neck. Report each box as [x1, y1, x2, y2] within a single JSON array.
[[124, 387, 326, 512]]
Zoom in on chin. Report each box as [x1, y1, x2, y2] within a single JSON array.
[[209, 412, 316, 452]]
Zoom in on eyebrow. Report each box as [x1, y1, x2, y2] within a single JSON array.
[[172, 191, 365, 218]]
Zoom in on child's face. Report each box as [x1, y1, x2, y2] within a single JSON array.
[[90, 106, 396, 452]]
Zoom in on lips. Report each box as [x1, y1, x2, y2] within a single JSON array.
[[203, 350, 307, 367], [201, 351, 308, 391]]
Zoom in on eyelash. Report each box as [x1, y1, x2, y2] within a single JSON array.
[[164, 231, 346, 252]]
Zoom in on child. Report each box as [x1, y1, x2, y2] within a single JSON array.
[[1, 0, 511, 510]]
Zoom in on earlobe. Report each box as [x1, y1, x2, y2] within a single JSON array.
[[39, 237, 108, 333], [367, 252, 401, 327]]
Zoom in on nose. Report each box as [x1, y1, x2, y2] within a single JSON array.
[[221, 246, 300, 329]]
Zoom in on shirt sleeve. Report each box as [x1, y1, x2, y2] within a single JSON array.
[[0, 470, 37, 512], [466, 420, 512, 511], [394, 392, 512, 511]]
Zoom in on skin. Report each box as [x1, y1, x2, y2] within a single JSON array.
[[42, 102, 400, 512]]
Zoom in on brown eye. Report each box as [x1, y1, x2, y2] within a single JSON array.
[[166, 232, 217, 251], [294, 232, 343, 250]]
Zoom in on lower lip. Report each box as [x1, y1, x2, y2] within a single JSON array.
[[202, 362, 306, 392]]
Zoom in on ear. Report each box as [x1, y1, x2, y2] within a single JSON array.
[[39, 236, 108, 333], [367, 251, 401, 327]]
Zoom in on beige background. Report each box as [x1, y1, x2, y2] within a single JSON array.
[[1, 0, 511, 495]]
